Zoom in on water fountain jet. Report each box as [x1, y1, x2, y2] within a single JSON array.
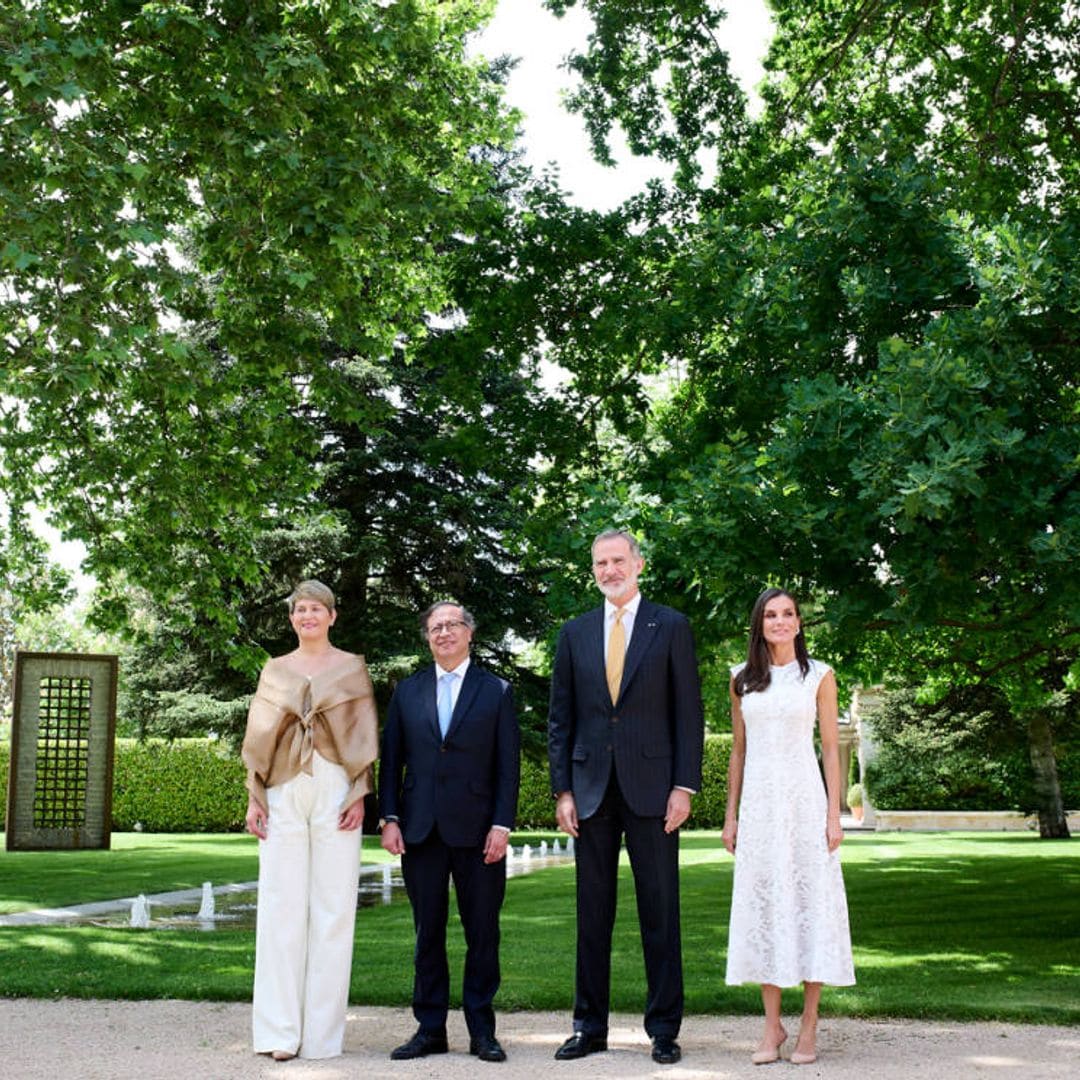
[[130, 895, 151, 928]]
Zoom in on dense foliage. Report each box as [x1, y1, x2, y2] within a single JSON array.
[[111, 739, 247, 833], [533, 0, 1080, 836], [515, 732, 733, 828], [865, 688, 1080, 813], [0, 510, 72, 717], [2, 1, 592, 753], [0, 0, 518, 656], [4, 1, 1078, 835]]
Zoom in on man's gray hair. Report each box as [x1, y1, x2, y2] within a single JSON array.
[[591, 528, 642, 559], [419, 600, 477, 639]]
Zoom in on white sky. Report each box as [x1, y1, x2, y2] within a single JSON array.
[[476, 0, 774, 210]]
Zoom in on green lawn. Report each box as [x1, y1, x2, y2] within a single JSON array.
[[0, 832, 396, 914], [0, 831, 1076, 1024]]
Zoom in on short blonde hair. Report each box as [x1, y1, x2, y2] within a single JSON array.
[[287, 580, 336, 613]]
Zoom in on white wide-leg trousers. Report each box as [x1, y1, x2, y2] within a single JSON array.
[[252, 751, 362, 1059]]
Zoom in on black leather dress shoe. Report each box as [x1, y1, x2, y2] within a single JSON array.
[[470, 1034, 507, 1062], [389, 1029, 449, 1060], [651, 1035, 682, 1064], [554, 1031, 608, 1059]]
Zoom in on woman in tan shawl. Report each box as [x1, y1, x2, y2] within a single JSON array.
[[242, 580, 378, 1061]]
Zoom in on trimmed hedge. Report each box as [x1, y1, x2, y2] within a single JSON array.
[[0, 739, 247, 833], [0, 734, 734, 833], [695, 734, 734, 828], [516, 734, 733, 830], [515, 753, 557, 828], [112, 739, 248, 832]]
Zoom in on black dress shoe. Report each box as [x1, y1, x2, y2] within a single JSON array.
[[389, 1029, 449, 1060], [651, 1035, 682, 1064], [554, 1031, 608, 1059], [470, 1034, 507, 1062]]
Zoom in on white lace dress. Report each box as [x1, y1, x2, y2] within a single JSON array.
[[725, 659, 855, 987]]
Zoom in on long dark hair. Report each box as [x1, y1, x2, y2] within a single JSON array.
[[734, 587, 810, 695]]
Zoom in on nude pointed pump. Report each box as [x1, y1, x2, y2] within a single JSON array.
[[751, 1031, 787, 1065]]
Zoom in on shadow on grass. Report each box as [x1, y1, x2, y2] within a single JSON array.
[[682, 837, 1080, 1024], [0, 835, 260, 915]]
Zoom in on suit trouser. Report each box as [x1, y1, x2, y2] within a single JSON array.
[[573, 772, 683, 1038], [401, 826, 506, 1038], [253, 751, 362, 1059]]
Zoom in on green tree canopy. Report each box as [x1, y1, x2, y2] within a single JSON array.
[[0, 506, 72, 719], [535, 0, 1080, 835], [1, 0, 514, 642]]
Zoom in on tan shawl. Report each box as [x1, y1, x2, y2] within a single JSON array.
[[241, 654, 379, 811]]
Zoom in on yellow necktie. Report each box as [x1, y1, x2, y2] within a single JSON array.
[[606, 607, 626, 704]]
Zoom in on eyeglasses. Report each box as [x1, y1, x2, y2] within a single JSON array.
[[428, 620, 467, 637]]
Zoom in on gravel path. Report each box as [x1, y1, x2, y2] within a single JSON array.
[[0, 1000, 1076, 1079]]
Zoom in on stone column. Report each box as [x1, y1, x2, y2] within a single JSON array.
[[837, 719, 857, 810], [852, 685, 884, 830]]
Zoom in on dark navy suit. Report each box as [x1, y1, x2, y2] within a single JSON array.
[[379, 661, 519, 1038], [548, 598, 703, 1039]]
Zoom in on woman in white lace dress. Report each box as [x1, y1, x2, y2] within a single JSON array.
[[722, 588, 854, 1065]]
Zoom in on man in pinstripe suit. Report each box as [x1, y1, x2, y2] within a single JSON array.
[[548, 529, 704, 1065]]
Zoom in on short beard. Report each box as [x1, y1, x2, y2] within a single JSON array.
[[598, 580, 633, 602]]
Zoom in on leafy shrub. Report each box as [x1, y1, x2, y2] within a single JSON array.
[[515, 753, 557, 828], [864, 687, 1078, 812], [693, 734, 733, 828], [1, 739, 246, 833], [112, 739, 248, 832], [1058, 743, 1080, 809]]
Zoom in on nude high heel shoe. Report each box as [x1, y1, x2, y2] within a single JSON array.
[[791, 1031, 817, 1065], [751, 1028, 787, 1065]]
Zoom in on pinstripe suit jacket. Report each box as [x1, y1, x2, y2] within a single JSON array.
[[548, 598, 704, 819]]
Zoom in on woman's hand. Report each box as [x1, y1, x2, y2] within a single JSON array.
[[245, 797, 268, 840], [826, 813, 843, 852], [338, 798, 365, 831], [722, 818, 738, 855]]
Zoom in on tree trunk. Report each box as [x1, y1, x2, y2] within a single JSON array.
[[1026, 709, 1070, 839]]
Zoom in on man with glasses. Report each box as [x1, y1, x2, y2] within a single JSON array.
[[379, 602, 520, 1063]]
